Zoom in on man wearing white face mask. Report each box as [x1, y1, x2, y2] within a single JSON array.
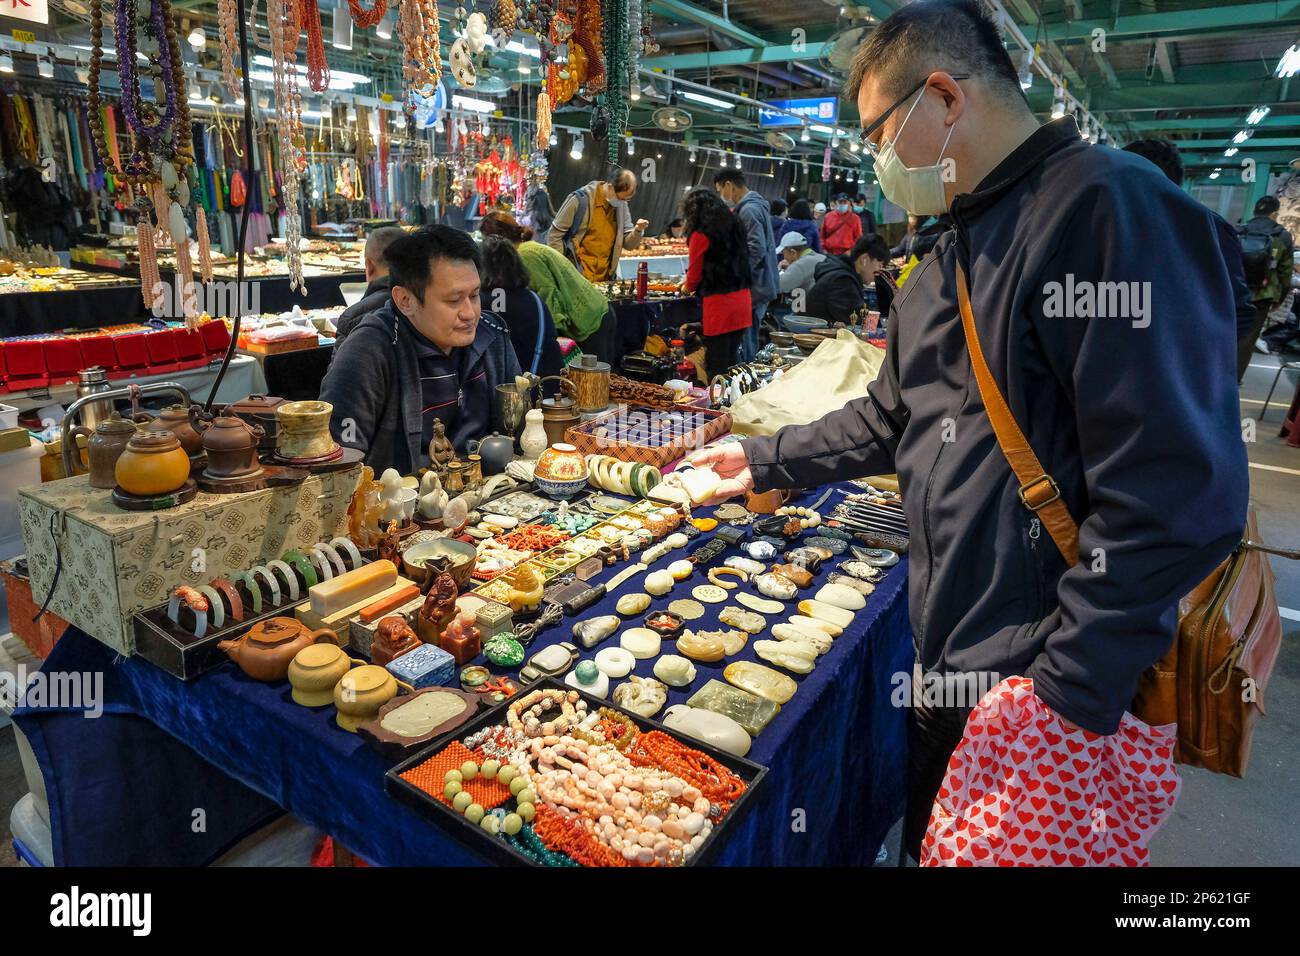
[[687, 0, 1248, 863], [548, 169, 650, 282]]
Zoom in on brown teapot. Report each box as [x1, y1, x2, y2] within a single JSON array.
[[218, 616, 341, 682], [198, 413, 265, 479], [70, 415, 138, 489], [144, 404, 206, 459]]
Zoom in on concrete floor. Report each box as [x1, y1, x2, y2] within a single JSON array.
[[3, 356, 1298, 868]]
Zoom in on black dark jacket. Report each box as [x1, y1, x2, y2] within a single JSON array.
[[1213, 214, 1262, 339], [856, 207, 878, 236], [805, 254, 865, 324], [320, 301, 522, 475], [691, 217, 752, 297], [891, 215, 952, 261], [334, 275, 393, 346], [486, 286, 564, 378], [744, 119, 1249, 734]]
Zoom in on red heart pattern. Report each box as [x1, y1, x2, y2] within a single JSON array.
[[921, 677, 1180, 868]]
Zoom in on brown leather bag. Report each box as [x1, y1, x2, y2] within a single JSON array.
[[955, 263, 1289, 776]]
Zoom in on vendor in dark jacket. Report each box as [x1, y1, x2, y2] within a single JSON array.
[[806, 233, 896, 323], [320, 225, 521, 475], [333, 226, 406, 345], [690, 0, 1248, 862]]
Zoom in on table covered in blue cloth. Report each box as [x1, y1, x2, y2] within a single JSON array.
[[15, 494, 913, 867]]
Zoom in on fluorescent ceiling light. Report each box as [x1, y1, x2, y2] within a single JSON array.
[[810, 124, 833, 134], [1209, 171, 1220, 180], [1276, 44, 1300, 78], [1051, 99, 1065, 119], [453, 94, 494, 113], [188, 27, 206, 50], [1246, 106, 1270, 125], [680, 90, 733, 110], [251, 55, 369, 86], [1232, 130, 1250, 144], [1224, 147, 1238, 157], [376, 13, 393, 40], [248, 69, 360, 92]]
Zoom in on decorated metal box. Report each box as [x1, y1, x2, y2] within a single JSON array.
[[17, 466, 361, 655]]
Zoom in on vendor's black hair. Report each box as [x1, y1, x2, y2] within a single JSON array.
[[770, 199, 788, 217], [846, 0, 1026, 106], [851, 233, 891, 266], [384, 224, 482, 304], [713, 168, 747, 188], [480, 236, 532, 291], [855, 193, 868, 203], [1255, 195, 1281, 216], [789, 198, 814, 220], [1123, 139, 1184, 185]]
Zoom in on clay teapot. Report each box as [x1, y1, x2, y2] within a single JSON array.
[[115, 430, 191, 497], [218, 616, 342, 682], [198, 413, 265, 479], [144, 404, 206, 459], [71, 415, 138, 489], [467, 432, 515, 476]]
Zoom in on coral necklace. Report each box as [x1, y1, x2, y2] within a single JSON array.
[[347, 0, 386, 28], [300, 0, 331, 92]]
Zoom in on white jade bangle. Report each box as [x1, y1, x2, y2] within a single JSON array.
[[195, 585, 226, 631], [317, 542, 347, 577], [308, 546, 335, 582], [167, 590, 209, 639], [266, 560, 300, 603], [329, 537, 363, 571], [250, 565, 282, 608]]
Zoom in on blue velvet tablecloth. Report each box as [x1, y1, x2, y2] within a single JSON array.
[[14, 492, 913, 867]]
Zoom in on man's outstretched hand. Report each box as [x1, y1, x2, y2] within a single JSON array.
[[688, 444, 755, 506]]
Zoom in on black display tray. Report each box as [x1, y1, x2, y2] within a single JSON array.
[[132, 593, 310, 680], [385, 676, 768, 867]]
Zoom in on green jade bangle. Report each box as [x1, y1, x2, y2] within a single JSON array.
[[281, 549, 318, 589]]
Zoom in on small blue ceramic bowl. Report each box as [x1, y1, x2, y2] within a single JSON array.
[[533, 475, 588, 500], [781, 315, 829, 333]]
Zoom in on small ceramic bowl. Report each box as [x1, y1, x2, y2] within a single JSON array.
[[792, 333, 824, 354], [782, 315, 829, 334], [402, 536, 477, 590]]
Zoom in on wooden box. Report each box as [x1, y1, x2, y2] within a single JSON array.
[[17, 465, 361, 655]]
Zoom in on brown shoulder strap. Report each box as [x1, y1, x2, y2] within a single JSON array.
[[955, 262, 1080, 567]]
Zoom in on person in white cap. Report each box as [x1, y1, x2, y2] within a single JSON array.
[[777, 231, 826, 294], [813, 201, 828, 225]]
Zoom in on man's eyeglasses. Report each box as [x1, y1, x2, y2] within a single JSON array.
[[858, 73, 969, 157]]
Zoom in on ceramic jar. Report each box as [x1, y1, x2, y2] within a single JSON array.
[[114, 431, 192, 496], [334, 664, 411, 732], [228, 394, 284, 453], [467, 433, 515, 475], [72, 416, 138, 489], [288, 642, 360, 706], [275, 400, 339, 460], [201, 415, 264, 479], [567, 354, 611, 412], [519, 408, 549, 461], [539, 377, 581, 446], [218, 617, 341, 682], [144, 405, 206, 459], [444, 460, 467, 495], [532, 443, 589, 499]]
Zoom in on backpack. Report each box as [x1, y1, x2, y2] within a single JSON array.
[[1237, 220, 1283, 291], [559, 188, 590, 267]]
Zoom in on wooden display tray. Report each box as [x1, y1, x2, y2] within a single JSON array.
[[564, 404, 732, 469], [384, 676, 768, 867]]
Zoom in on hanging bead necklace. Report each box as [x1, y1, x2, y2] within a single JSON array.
[[300, 0, 331, 93], [347, 0, 386, 28], [268, 0, 307, 292], [218, 0, 240, 98], [398, 0, 442, 97]]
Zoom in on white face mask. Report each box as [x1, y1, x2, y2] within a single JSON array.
[[873, 88, 956, 216]]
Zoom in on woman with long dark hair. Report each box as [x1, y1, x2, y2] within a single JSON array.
[[682, 187, 753, 379], [479, 236, 564, 378]]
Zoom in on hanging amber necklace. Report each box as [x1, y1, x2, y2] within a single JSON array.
[[347, 0, 386, 28]]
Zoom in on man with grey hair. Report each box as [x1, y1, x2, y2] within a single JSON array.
[[688, 0, 1248, 861], [334, 225, 407, 345]]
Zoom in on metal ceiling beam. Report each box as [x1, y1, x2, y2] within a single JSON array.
[[1003, 0, 1085, 91], [1125, 115, 1295, 132], [642, 43, 831, 71], [1065, 80, 1300, 113], [1046, 2, 1300, 45], [1173, 137, 1300, 150], [648, 0, 767, 49], [1093, 49, 1121, 90]]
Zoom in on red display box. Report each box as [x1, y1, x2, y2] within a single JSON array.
[[76, 335, 120, 374], [111, 332, 151, 375], [200, 320, 232, 356], [143, 328, 180, 375], [43, 338, 86, 386], [174, 327, 207, 369], [0, 341, 48, 391]]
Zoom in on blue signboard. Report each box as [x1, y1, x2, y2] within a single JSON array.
[[758, 96, 839, 128]]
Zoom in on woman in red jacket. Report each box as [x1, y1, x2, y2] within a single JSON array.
[[682, 188, 753, 379], [820, 193, 863, 255]]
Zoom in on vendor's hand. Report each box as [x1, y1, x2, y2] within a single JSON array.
[[688, 444, 754, 505], [634, 218, 650, 232]]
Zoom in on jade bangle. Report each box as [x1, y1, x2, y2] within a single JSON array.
[[266, 560, 300, 603], [316, 542, 347, 577], [329, 536, 363, 571], [306, 546, 335, 582], [249, 565, 282, 608], [195, 585, 226, 631], [281, 549, 318, 588], [209, 577, 244, 623], [231, 571, 263, 615]]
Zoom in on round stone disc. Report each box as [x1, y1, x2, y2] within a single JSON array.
[[691, 585, 729, 604], [668, 598, 706, 620]]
